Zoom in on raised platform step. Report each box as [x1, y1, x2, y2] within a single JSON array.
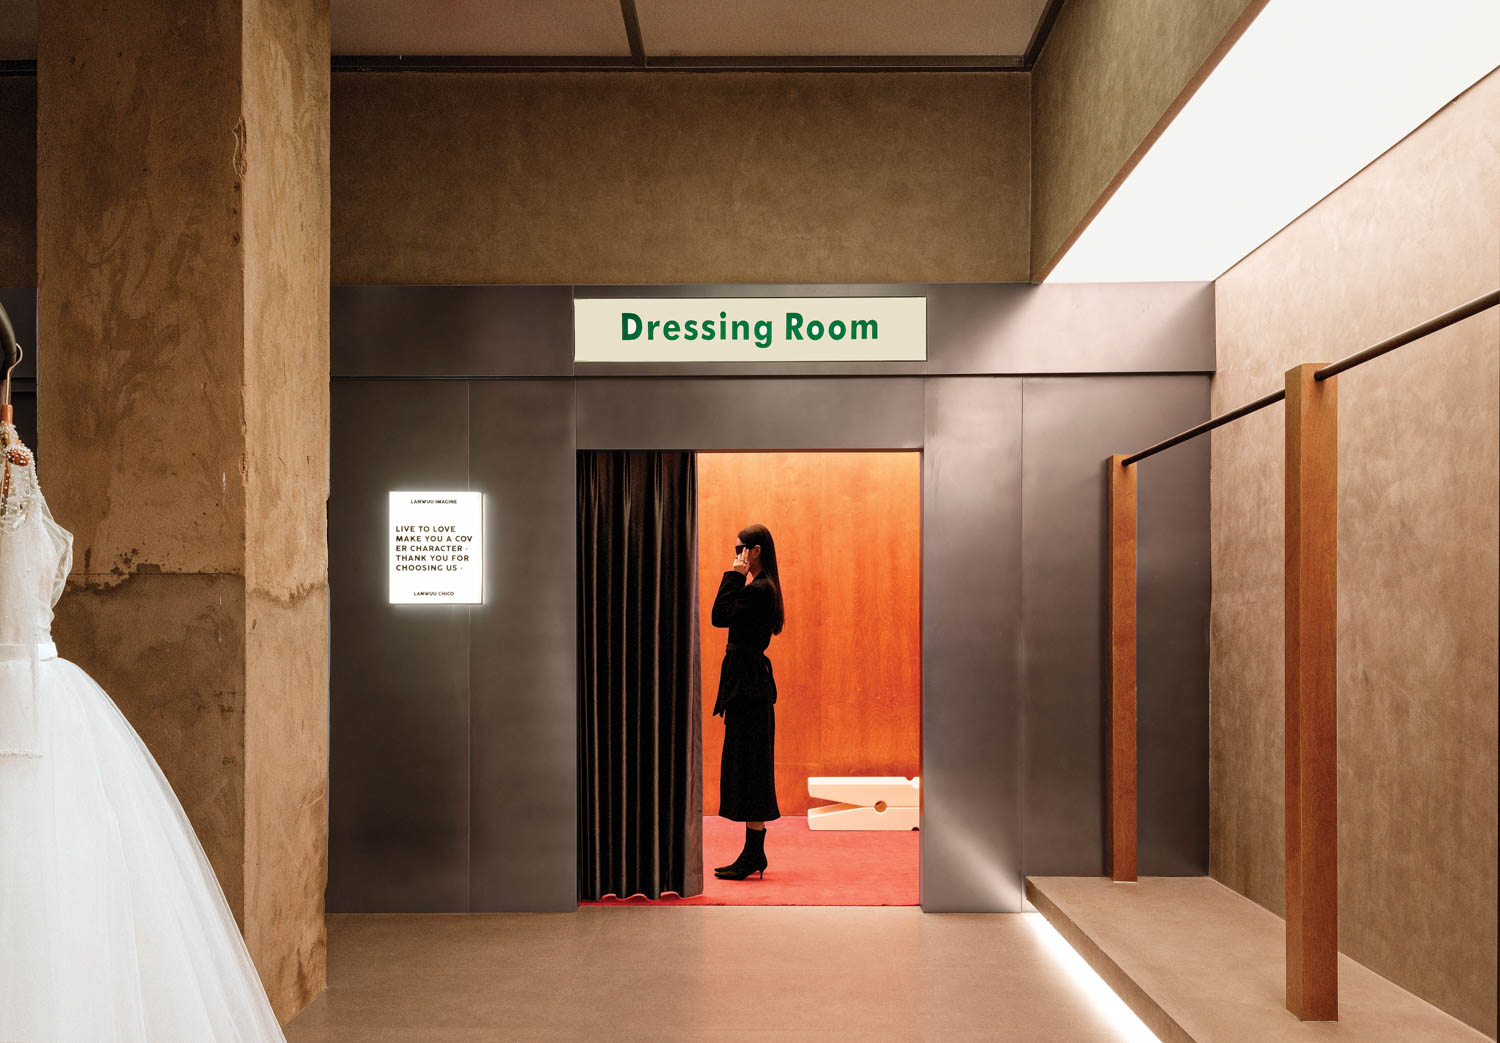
[[1025, 876, 1488, 1043]]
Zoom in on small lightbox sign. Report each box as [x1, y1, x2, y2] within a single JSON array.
[[389, 491, 483, 605], [573, 296, 926, 362]]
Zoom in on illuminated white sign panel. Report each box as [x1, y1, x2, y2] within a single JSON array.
[[389, 491, 483, 605], [573, 296, 926, 362]]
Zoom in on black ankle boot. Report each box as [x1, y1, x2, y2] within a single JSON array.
[[713, 826, 757, 875], [715, 825, 768, 880]]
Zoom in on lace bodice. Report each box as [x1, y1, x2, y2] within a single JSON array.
[[0, 422, 72, 647]]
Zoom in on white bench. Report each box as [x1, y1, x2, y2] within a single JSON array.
[[806, 776, 920, 830]]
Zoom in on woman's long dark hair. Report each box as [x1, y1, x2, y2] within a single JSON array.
[[738, 523, 785, 635]]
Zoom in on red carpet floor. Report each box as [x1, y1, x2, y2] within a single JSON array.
[[582, 815, 919, 906]]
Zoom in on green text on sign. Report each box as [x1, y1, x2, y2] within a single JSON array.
[[620, 311, 880, 350]]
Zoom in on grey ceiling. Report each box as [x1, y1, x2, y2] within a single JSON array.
[[0, 1, 1059, 66]]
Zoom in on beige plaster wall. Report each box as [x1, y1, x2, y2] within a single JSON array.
[[242, 0, 331, 1018], [1211, 71, 1499, 1036], [0, 77, 35, 285], [332, 70, 1030, 285], [1030, 0, 1261, 278]]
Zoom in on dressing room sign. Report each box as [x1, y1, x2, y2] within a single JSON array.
[[389, 491, 483, 604], [573, 296, 926, 362]]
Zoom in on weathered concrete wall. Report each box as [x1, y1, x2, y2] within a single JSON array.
[[333, 70, 1030, 285], [38, 0, 251, 912], [36, 0, 328, 1023], [1211, 71, 1499, 1036], [0, 77, 35, 285], [1029, 0, 1261, 278], [12, 69, 1033, 289], [242, 0, 331, 1018]]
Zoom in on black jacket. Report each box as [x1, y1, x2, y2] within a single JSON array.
[[710, 570, 778, 717]]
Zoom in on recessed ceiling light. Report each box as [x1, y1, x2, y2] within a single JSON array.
[[1045, 0, 1500, 283]]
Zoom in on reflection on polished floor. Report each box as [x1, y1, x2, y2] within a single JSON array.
[[286, 908, 1148, 1042], [583, 816, 920, 906]]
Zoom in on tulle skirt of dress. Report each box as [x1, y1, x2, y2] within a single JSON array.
[[0, 656, 285, 1042]]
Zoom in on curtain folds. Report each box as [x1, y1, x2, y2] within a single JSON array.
[[577, 452, 702, 900]]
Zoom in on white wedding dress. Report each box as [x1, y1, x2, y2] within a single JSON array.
[[0, 422, 285, 1042]]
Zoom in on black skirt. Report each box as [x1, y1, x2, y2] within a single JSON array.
[[718, 695, 780, 822]]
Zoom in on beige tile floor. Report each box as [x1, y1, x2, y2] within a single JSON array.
[[1027, 876, 1490, 1043], [286, 908, 1145, 1042]]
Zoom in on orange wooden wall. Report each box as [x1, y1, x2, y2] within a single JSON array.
[[698, 452, 921, 816]]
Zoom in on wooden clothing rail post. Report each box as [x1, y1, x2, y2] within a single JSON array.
[[1283, 363, 1338, 1020], [1106, 454, 1138, 882]]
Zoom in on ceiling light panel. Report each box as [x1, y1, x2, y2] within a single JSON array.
[[1046, 0, 1500, 283], [333, 0, 631, 56], [636, 0, 1049, 58]]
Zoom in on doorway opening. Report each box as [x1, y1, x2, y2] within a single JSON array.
[[697, 450, 922, 906], [578, 450, 922, 908]]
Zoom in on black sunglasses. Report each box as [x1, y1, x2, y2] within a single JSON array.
[[735, 543, 753, 553]]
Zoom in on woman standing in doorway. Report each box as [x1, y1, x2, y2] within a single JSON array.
[[710, 523, 784, 880]]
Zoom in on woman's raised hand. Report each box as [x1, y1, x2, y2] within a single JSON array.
[[732, 548, 750, 574]]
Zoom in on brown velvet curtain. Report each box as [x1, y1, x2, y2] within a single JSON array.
[[577, 451, 703, 900]]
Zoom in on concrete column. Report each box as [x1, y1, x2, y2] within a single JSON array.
[[36, 0, 329, 1021]]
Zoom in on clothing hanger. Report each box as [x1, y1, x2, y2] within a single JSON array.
[[0, 300, 31, 510], [0, 298, 19, 426]]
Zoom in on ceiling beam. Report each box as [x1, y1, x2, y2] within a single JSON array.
[[327, 53, 1027, 73], [642, 54, 1024, 71], [331, 55, 640, 72]]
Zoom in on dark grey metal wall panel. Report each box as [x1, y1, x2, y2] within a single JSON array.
[[576, 378, 924, 450], [1135, 388, 1212, 875], [329, 380, 472, 911], [325, 284, 1218, 914], [1019, 375, 1210, 877], [921, 377, 1025, 911], [0, 288, 35, 379], [10, 391, 35, 458], [926, 282, 1214, 375], [332, 285, 573, 377], [331, 283, 1213, 381], [1, 289, 37, 452], [466, 380, 579, 910]]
